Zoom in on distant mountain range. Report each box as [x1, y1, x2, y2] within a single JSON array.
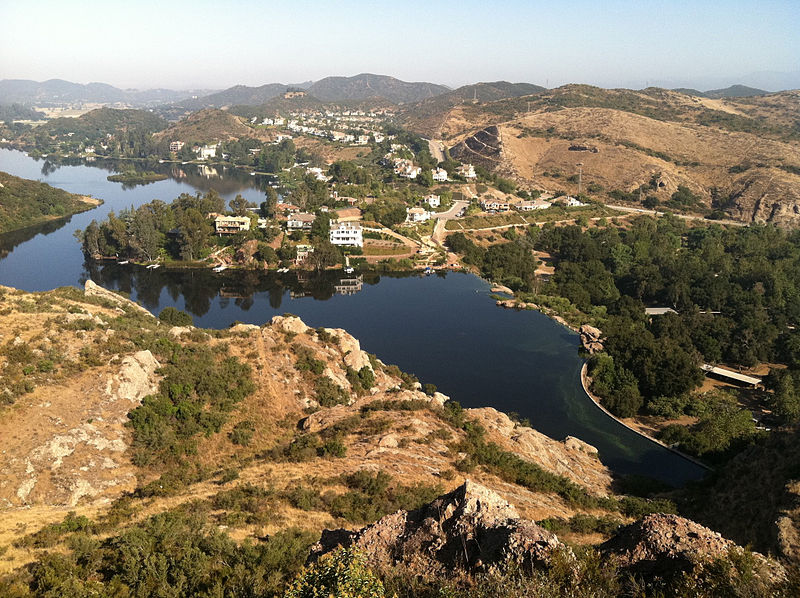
[[0, 79, 215, 107], [671, 84, 769, 99], [1, 76, 791, 117]]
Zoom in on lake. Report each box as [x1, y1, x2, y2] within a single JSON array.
[[0, 148, 706, 485]]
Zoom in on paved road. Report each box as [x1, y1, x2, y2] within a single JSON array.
[[432, 200, 470, 244], [426, 138, 446, 163]]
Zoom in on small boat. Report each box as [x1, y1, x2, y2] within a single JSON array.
[[344, 266, 354, 274], [277, 267, 289, 273], [118, 260, 129, 265], [250, 171, 256, 176], [146, 264, 161, 270], [424, 267, 433, 275], [158, 159, 165, 164], [212, 265, 227, 273]]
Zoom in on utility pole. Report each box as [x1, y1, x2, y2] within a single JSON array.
[[576, 163, 583, 196]]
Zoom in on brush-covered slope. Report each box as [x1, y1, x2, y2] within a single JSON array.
[[0, 171, 101, 234]]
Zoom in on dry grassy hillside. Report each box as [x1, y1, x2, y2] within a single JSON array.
[[0, 283, 617, 575], [409, 85, 800, 225]]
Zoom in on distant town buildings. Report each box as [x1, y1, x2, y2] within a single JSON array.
[[330, 222, 363, 247]]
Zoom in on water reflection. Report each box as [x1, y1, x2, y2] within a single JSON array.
[[83, 262, 392, 316]]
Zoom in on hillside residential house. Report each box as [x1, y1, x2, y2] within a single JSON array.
[[481, 198, 510, 212], [516, 200, 552, 211], [287, 212, 317, 231], [457, 164, 477, 179], [277, 202, 301, 215], [330, 222, 363, 247], [425, 194, 441, 208], [169, 141, 185, 152], [564, 196, 587, 207], [432, 168, 449, 182], [406, 207, 431, 223], [393, 158, 421, 179], [214, 215, 251, 235], [295, 244, 315, 264]]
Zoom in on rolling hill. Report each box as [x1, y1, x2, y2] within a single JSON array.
[[305, 73, 449, 103], [673, 84, 770, 99], [153, 108, 254, 143]]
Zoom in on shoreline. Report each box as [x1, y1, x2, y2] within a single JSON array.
[[579, 362, 713, 472], [494, 294, 712, 474]]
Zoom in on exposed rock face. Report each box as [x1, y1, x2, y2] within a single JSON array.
[[311, 480, 566, 573], [602, 513, 784, 580], [0, 350, 160, 507], [727, 170, 800, 227], [579, 324, 604, 353], [270, 314, 310, 335], [235, 239, 259, 264]]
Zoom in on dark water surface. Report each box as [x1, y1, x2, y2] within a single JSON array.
[[0, 148, 706, 484]]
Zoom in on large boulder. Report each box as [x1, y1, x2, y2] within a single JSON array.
[[310, 480, 566, 574]]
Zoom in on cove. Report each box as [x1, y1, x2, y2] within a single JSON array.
[[0, 148, 707, 485]]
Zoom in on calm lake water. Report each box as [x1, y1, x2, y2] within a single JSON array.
[[0, 148, 706, 485]]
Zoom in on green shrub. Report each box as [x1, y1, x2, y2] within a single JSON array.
[[158, 306, 193, 326], [229, 420, 255, 446], [285, 548, 385, 598]]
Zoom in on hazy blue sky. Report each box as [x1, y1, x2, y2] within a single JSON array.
[[2, 0, 798, 90]]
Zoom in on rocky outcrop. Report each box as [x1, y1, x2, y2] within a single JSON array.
[[579, 324, 604, 353], [311, 480, 567, 574], [602, 513, 784, 580], [726, 170, 800, 227]]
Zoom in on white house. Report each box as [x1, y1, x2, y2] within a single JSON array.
[[457, 164, 477, 179], [196, 144, 217, 160], [481, 198, 510, 212], [406, 207, 431, 223], [287, 212, 317, 231], [169, 141, 185, 152], [432, 168, 449, 182], [330, 222, 363, 247], [564, 196, 587, 207], [425, 194, 441, 208], [516, 200, 551, 211], [214, 215, 251, 235]]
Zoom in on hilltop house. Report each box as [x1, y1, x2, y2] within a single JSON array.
[[214, 215, 251, 235], [432, 168, 449, 182], [564, 196, 587, 207], [406, 207, 431, 223], [330, 222, 363, 247]]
